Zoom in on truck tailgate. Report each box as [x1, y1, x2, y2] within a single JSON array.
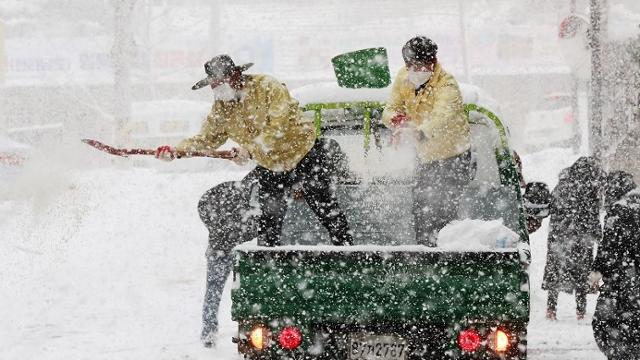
[[231, 247, 529, 324]]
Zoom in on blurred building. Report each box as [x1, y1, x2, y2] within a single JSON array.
[[600, 26, 640, 180], [0, 0, 605, 153], [0, 19, 6, 82]]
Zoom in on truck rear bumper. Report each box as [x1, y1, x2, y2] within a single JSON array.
[[237, 320, 527, 360]]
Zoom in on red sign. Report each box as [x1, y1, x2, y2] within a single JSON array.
[[559, 14, 589, 39]]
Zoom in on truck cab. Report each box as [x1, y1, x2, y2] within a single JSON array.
[[230, 81, 531, 360]]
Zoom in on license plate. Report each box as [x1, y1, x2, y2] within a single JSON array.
[[349, 334, 407, 360]]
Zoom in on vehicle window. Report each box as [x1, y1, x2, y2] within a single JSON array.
[[319, 108, 416, 181]]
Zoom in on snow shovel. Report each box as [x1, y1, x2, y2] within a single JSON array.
[[81, 138, 235, 159], [331, 47, 391, 89]]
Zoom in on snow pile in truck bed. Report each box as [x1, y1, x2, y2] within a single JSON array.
[[437, 218, 519, 251]]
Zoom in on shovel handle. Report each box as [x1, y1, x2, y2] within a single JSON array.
[[81, 139, 235, 159]]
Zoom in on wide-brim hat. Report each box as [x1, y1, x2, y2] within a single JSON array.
[[192, 54, 253, 90]]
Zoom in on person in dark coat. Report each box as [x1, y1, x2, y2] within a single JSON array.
[[591, 170, 640, 359], [542, 156, 605, 320], [196, 139, 350, 347], [197, 171, 258, 348]]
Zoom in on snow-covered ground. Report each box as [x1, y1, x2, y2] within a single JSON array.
[[1, 147, 605, 359]]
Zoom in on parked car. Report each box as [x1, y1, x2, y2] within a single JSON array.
[[522, 93, 577, 152], [0, 134, 31, 199]]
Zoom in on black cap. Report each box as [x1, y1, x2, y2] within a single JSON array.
[[192, 54, 253, 90], [402, 36, 438, 64]]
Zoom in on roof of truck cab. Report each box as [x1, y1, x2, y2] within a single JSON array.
[[291, 82, 503, 118]]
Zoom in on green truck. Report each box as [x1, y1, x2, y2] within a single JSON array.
[[230, 49, 533, 360]]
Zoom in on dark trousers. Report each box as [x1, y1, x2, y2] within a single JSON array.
[[547, 288, 587, 315], [256, 139, 352, 246], [201, 247, 233, 342], [413, 150, 474, 246]]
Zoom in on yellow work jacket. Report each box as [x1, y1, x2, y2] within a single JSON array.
[[177, 75, 316, 172], [382, 64, 471, 162]]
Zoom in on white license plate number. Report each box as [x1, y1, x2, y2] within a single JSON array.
[[349, 334, 407, 360]]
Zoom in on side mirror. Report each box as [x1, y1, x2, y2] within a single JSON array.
[[523, 181, 552, 234]]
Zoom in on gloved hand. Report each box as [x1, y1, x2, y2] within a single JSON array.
[[155, 145, 176, 161], [517, 242, 531, 265], [390, 113, 408, 127], [231, 147, 251, 166], [588, 271, 602, 292]]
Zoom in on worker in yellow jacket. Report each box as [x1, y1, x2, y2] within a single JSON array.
[[155, 55, 352, 347], [382, 36, 474, 246]]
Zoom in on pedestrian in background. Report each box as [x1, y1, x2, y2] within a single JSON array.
[[542, 156, 604, 320], [591, 170, 640, 359]]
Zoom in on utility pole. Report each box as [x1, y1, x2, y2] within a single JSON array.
[[589, 0, 604, 160], [208, 0, 221, 56], [0, 19, 6, 131], [458, 0, 471, 83], [569, 0, 581, 153], [0, 19, 5, 84], [112, 0, 136, 145]]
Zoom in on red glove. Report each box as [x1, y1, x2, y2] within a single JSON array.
[[155, 145, 176, 161], [390, 113, 408, 127]]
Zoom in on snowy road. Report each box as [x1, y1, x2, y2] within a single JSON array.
[[1, 148, 605, 359]]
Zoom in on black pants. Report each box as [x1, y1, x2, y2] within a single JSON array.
[[547, 288, 587, 315], [593, 274, 640, 359], [413, 150, 474, 246], [255, 139, 352, 246]]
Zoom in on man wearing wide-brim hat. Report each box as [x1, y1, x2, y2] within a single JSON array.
[[154, 54, 353, 347]]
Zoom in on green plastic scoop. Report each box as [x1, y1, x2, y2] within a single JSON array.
[[331, 47, 391, 89]]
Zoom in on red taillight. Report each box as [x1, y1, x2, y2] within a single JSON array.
[[278, 326, 302, 350], [458, 329, 482, 352]]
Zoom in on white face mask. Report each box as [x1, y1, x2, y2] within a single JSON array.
[[407, 70, 433, 87], [212, 82, 239, 102]]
